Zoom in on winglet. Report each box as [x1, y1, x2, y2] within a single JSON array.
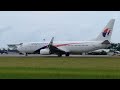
[[49, 37, 54, 45], [19, 43, 23, 45]]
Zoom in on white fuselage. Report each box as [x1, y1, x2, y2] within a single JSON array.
[[17, 41, 109, 54], [16, 19, 115, 56]]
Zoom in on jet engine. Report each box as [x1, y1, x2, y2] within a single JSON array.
[[40, 49, 50, 55]]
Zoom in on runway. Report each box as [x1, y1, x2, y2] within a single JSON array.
[[0, 54, 119, 58]]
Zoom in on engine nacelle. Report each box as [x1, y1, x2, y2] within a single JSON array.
[[40, 49, 50, 55]]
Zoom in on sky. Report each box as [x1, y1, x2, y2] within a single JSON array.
[[0, 11, 119, 48]]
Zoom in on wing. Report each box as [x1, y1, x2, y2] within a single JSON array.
[[49, 45, 67, 54], [47, 37, 69, 54], [33, 45, 48, 54]]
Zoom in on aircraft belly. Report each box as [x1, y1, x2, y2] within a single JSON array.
[[69, 46, 89, 53], [69, 45, 99, 53], [25, 46, 40, 53]]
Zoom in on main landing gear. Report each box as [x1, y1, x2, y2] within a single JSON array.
[[57, 53, 62, 57], [65, 52, 70, 57], [57, 53, 70, 57]]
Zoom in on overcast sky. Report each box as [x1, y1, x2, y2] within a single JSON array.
[[0, 11, 119, 48]]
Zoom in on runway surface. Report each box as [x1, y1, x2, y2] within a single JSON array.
[[0, 54, 120, 58]]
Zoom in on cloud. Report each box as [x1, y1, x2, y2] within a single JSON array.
[[0, 11, 119, 48]]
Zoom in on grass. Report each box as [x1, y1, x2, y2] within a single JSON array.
[[0, 56, 120, 79]]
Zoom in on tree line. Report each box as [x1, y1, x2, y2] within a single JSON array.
[[107, 43, 120, 52]]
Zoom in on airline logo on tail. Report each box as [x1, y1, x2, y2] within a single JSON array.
[[102, 28, 111, 37]]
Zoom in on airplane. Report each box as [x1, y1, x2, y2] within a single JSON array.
[[17, 19, 115, 57]]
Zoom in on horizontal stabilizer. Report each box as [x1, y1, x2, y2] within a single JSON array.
[[101, 40, 110, 44]]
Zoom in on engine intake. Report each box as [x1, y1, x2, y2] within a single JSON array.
[[40, 49, 50, 55]]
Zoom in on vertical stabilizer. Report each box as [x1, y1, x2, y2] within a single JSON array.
[[95, 19, 115, 41]]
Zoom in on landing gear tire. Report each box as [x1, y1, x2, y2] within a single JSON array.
[[57, 54, 62, 57], [25, 53, 28, 56], [65, 53, 70, 57]]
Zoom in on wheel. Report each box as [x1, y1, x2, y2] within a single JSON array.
[[65, 53, 70, 57], [57, 53, 62, 57]]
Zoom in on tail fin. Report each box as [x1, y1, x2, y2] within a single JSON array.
[[95, 19, 115, 41]]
